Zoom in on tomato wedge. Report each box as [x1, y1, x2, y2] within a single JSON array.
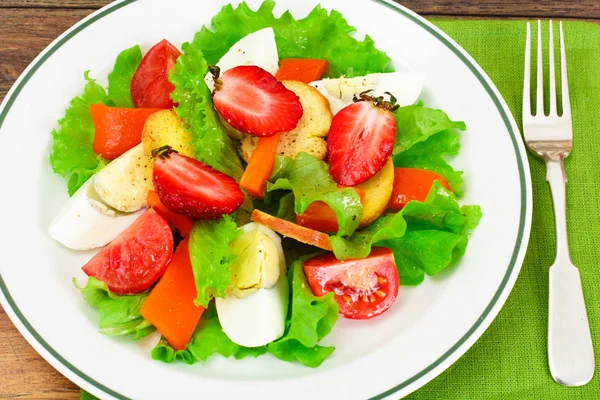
[[141, 239, 203, 351], [130, 39, 181, 109], [91, 104, 161, 159], [388, 168, 450, 210], [303, 247, 399, 320], [275, 59, 329, 83], [82, 209, 174, 294]]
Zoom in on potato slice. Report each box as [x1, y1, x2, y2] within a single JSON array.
[[141, 110, 195, 157], [94, 144, 154, 212], [356, 159, 395, 228], [241, 80, 332, 161]]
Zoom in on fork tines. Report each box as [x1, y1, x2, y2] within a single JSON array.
[[523, 20, 571, 120], [522, 20, 572, 152]]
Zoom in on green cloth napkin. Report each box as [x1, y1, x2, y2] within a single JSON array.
[[405, 19, 600, 400], [80, 19, 600, 400]]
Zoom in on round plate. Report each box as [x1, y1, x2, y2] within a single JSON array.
[[0, 0, 531, 398]]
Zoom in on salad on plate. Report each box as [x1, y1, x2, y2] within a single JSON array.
[[48, 1, 481, 368]]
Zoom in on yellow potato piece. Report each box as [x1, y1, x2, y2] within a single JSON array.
[[93, 144, 154, 212], [141, 110, 195, 157], [241, 80, 332, 161], [356, 159, 395, 228]]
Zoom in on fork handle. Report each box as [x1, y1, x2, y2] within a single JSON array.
[[546, 154, 595, 386]]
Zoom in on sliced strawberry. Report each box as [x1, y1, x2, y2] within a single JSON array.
[[152, 147, 244, 219], [212, 65, 303, 137], [327, 97, 397, 186]]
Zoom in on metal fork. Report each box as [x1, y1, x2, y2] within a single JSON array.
[[523, 20, 595, 386]]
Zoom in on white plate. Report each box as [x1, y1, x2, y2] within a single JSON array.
[[0, 0, 532, 399]]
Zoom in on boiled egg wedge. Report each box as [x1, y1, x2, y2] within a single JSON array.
[[309, 71, 425, 115], [48, 178, 145, 251], [216, 222, 288, 348], [205, 27, 279, 92]]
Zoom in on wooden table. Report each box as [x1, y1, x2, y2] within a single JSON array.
[[1, 1, 599, 399]]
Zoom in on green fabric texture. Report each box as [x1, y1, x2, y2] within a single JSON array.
[[405, 19, 600, 400], [80, 19, 600, 400]]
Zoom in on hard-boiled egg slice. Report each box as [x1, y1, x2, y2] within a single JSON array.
[[309, 71, 425, 115], [48, 179, 145, 251], [216, 222, 288, 348], [205, 27, 279, 92], [227, 229, 280, 297]]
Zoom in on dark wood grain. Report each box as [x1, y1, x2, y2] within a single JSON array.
[[401, 0, 600, 18], [0, 1, 599, 398], [0, 8, 94, 102], [1, 0, 100, 8], [3, 0, 600, 19]]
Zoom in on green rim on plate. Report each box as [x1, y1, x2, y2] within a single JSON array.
[[0, 1, 528, 399]]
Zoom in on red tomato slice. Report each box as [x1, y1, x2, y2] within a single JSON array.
[[388, 168, 450, 210], [303, 247, 399, 320], [130, 39, 181, 109], [82, 209, 174, 294], [91, 104, 162, 159]]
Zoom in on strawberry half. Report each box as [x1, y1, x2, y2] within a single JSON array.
[[327, 93, 397, 186], [212, 65, 303, 137], [152, 147, 244, 219]]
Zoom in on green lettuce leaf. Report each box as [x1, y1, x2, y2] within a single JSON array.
[[393, 129, 464, 195], [393, 105, 466, 155], [267, 153, 362, 236], [378, 182, 482, 285], [255, 192, 296, 222], [330, 212, 407, 260], [49, 72, 108, 196], [192, 0, 391, 77], [330, 182, 481, 284], [267, 257, 338, 368], [392, 104, 466, 195], [381, 230, 467, 285], [74, 277, 154, 339], [106, 45, 142, 108], [169, 41, 244, 180], [151, 305, 266, 364], [399, 181, 481, 234], [188, 216, 242, 307]]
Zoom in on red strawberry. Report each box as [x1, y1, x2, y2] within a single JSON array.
[[327, 94, 397, 186], [152, 147, 244, 219], [212, 65, 303, 137]]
